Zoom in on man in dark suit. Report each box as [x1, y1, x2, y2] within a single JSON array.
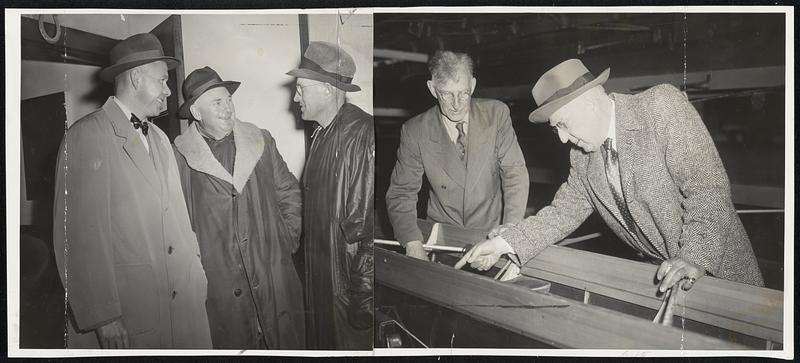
[[386, 50, 529, 260], [53, 33, 211, 348], [457, 59, 764, 291]]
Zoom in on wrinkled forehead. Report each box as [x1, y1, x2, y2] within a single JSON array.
[[433, 71, 472, 91], [196, 86, 232, 105]]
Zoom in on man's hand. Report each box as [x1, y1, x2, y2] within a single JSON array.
[[405, 240, 429, 261], [95, 319, 130, 349], [656, 257, 706, 292], [454, 236, 513, 270]]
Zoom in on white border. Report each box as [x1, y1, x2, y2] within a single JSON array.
[[5, 5, 794, 359]]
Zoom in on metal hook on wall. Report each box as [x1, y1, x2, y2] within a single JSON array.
[[38, 14, 62, 45]]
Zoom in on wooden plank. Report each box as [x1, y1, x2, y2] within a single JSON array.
[[376, 247, 748, 349], [524, 246, 784, 343], [414, 219, 784, 343]]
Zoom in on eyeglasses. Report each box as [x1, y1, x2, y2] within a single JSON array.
[[295, 83, 326, 94], [434, 89, 472, 102]]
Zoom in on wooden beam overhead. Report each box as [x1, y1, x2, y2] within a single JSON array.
[[21, 16, 117, 66]]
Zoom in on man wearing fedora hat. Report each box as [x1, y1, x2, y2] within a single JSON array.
[[53, 33, 212, 348], [172, 66, 305, 349], [287, 41, 374, 349], [457, 59, 763, 291], [386, 50, 529, 261]]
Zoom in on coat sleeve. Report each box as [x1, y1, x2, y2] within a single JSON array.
[[264, 130, 303, 249], [385, 121, 425, 245], [500, 156, 594, 264], [655, 85, 741, 277], [494, 102, 530, 224], [52, 121, 122, 332], [339, 121, 375, 245]]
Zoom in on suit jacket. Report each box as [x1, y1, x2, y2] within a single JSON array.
[[387, 98, 529, 245], [53, 98, 213, 348], [500, 85, 764, 286]]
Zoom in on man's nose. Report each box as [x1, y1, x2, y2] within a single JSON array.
[[163, 84, 171, 97]]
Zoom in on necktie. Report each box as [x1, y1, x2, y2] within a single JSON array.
[[455, 122, 467, 161], [602, 138, 637, 236], [130, 114, 149, 136]]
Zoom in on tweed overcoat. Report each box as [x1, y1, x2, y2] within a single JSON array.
[[500, 85, 763, 286], [386, 98, 530, 245], [53, 98, 213, 348]]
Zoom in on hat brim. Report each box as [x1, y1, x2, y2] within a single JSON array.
[[178, 81, 241, 119], [528, 68, 610, 123], [99, 56, 181, 82], [287, 68, 361, 92]]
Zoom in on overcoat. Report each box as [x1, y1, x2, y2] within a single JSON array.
[[53, 98, 212, 348], [174, 120, 305, 349], [386, 98, 529, 245], [500, 85, 764, 286], [302, 103, 374, 349]]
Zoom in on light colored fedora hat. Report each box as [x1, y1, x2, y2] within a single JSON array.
[[286, 41, 361, 92], [528, 59, 610, 123]]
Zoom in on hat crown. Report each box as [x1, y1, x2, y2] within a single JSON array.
[[532, 59, 593, 106], [303, 41, 356, 78], [109, 33, 166, 65], [183, 66, 224, 98]]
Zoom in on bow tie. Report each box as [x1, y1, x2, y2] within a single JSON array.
[[130, 114, 149, 136]]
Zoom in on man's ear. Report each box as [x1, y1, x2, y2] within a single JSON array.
[[189, 104, 201, 121], [129, 68, 141, 90], [469, 76, 477, 94], [426, 80, 438, 100]]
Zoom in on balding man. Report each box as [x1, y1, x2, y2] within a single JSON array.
[[53, 33, 211, 349]]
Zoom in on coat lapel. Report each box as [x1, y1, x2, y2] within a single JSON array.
[[174, 123, 234, 187], [427, 112, 466, 188], [613, 94, 664, 256], [173, 120, 265, 194], [231, 120, 265, 193], [103, 99, 160, 191], [465, 101, 492, 193]]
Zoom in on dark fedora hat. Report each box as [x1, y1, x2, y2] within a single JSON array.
[[178, 66, 241, 119], [99, 33, 181, 82], [528, 59, 610, 123], [286, 41, 361, 92]]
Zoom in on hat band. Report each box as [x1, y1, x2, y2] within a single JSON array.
[[541, 72, 595, 106], [299, 57, 354, 84], [187, 77, 224, 99], [115, 49, 166, 65]]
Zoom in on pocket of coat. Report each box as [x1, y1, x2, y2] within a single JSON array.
[[115, 264, 159, 335]]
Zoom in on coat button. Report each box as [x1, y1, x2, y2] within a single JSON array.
[[171, 291, 177, 299], [442, 185, 447, 190], [252, 280, 259, 288], [168, 246, 174, 254], [234, 288, 242, 297]]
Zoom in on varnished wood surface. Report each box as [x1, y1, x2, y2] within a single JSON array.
[[376, 247, 749, 349]]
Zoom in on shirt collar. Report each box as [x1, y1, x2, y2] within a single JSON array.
[[111, 96, 134, 121]]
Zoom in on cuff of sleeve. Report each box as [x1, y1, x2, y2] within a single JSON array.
[[679, 245, 720, 277], [495, 236, 521, 266], [397, 230, 424, 247], [499, 226, 532, 265]]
